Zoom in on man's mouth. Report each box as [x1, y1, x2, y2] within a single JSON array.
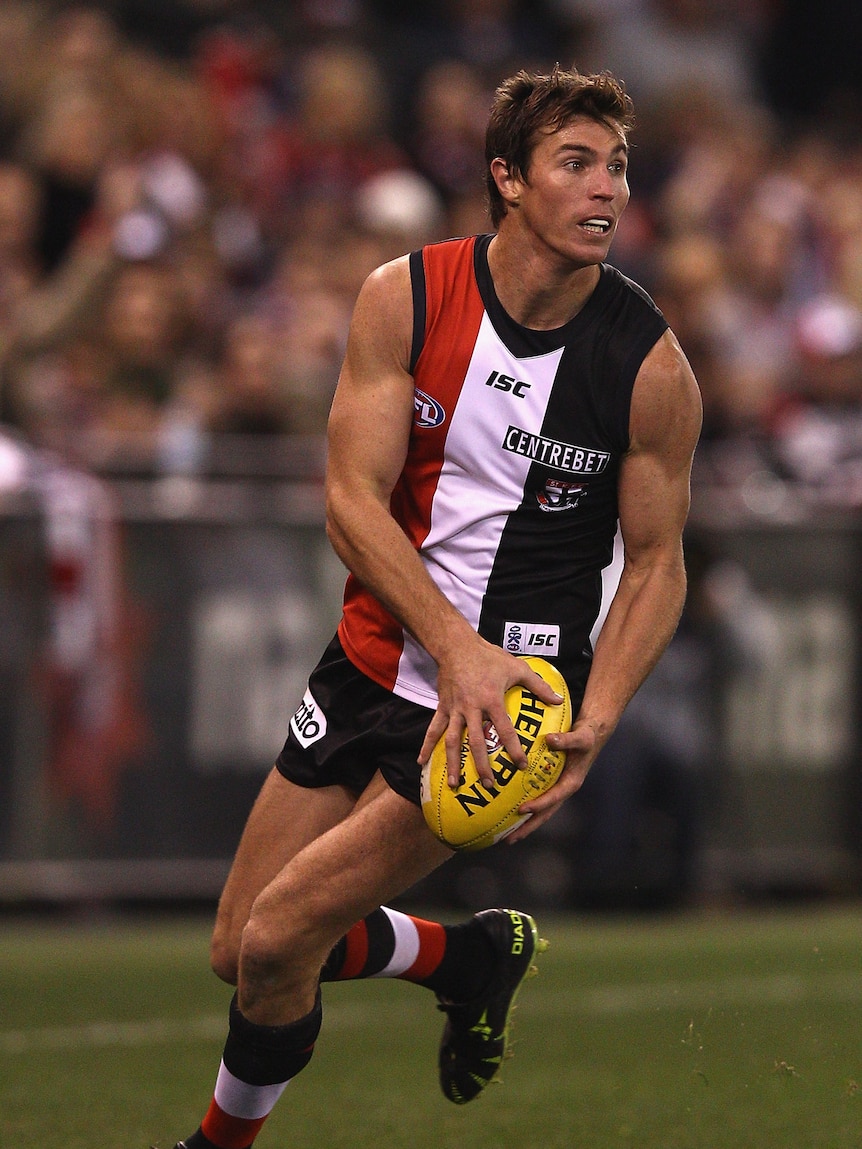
[[581, 218, 612, 234]]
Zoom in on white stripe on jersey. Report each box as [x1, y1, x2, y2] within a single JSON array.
[[394, 313, 565, 705]]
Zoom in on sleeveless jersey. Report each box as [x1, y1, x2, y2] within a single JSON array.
[[337, 233, 668, 708]]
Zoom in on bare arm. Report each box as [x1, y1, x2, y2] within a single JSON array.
[[509, 328, 703, 841], [326, 258, 561, 787]]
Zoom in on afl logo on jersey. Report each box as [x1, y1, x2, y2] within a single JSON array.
[[537, 478, 586, 512], [414, 388, 446, 428]]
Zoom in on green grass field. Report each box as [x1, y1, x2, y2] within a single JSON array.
[[2, 904, 861, 1149]]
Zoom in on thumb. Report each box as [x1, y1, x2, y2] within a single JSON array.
[[523, 664, 566, 707], [546, 719, 598, 754]]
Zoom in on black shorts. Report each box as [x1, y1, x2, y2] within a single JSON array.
[[276, 633, 434, 806]]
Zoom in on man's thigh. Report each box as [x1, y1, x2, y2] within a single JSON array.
[[211, 767, 358, 982], [250, 773, 453, 962]]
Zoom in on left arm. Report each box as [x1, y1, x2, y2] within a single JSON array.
[[508, 328, 703, 841]]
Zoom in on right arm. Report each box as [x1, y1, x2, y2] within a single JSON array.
[[325, 258, 561, 786]]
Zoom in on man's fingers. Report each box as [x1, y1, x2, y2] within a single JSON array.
[[505, 802, 558, 843], [417, 709, 448, 767], [420, 649, 568, 792], [461, 711, 496, 787], [444, 720, 468, 788], [506, 778, 574, 843], [523, 664, 565, 708], [506, 727, 598, 842], [493, 712, 528, 772]]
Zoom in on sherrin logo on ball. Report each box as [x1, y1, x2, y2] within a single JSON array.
[[420, 656, 572, 852]]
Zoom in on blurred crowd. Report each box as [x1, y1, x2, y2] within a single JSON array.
[[0, 0, 859, 499]]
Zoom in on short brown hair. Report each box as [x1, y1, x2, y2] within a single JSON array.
[[485, 65, 635, 227]]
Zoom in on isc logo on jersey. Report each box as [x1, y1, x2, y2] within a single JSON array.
[[484, 369, 531, 397], [503, 621, 560, 657]]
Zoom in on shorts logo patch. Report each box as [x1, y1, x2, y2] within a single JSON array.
[[290, 687, 327, 747], [503, 622, 560, 658]]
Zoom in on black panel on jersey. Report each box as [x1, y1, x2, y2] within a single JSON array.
[[474, 241, 669, 697]]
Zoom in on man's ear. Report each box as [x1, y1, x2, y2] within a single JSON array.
[[490, 156, 522, 209]]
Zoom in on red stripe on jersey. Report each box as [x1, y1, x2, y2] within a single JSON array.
[[401, 918, 447, 982], [201, 1097, 267, 1149], [395, 237, 486, 548], [338, 918, 370, 980], [339, 237, 486, 690]]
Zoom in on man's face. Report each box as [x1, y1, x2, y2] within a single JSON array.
[[510, 115, 631, 266]]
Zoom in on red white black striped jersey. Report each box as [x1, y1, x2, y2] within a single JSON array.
[[337, 233, 668, 708]]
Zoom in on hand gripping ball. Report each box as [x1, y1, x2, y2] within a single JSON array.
[[420, 656, 572, 851]]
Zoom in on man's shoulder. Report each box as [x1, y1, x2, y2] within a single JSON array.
[[600, 263, 665, 322], [590, 264, 669, 382], [421, 233, 486, 253], [412, 235, 487, 329], [413, 233, 482, 269]]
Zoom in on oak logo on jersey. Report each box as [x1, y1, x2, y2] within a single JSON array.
[[413, 388, 446, 428], [536, 477, 586, 512], [484, 369, 531, 397], [503, 425, 611, 474]]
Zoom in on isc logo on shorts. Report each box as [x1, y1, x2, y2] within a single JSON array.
[[290, 687, 327, 748]]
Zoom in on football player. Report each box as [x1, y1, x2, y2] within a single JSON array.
[[172, 64, 701, 1149]]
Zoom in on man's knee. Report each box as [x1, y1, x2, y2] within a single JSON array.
[[210, 917, 241, 985], [238, 888, 332, 996], [209, 900, 308, 989]]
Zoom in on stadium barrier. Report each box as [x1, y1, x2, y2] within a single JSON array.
[[0, 463, 859, 908]]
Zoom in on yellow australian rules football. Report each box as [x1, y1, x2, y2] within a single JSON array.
[[420, 656, 572, 851]]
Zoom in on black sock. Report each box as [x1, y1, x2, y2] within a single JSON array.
[[422, 919, 496, 1002], [180, 992, 322, 1149], [181, 1131, 217, 1149]]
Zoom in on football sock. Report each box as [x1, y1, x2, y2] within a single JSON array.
[[183, 990, 322, 1149], [320, 906, 495, 1002]]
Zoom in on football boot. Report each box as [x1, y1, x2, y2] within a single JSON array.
[[437, 908, 548, 1103]]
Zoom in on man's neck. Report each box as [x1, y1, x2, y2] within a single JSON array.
[[486, 232, 602, 331]]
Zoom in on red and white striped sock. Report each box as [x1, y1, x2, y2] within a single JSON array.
[[321, 906, 493, 1000], [199, 1061, 291, 1149]]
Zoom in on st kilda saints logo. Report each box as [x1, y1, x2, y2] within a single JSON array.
[[536, 477, 586, 512]]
